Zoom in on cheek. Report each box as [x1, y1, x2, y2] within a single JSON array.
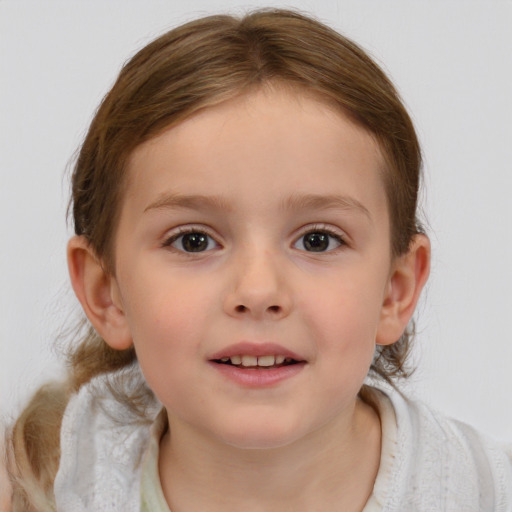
[[122, 260, 213, 333], [119, 271, 215, 381], [300, 272, 386, 357], [129, 298, 207, 410]]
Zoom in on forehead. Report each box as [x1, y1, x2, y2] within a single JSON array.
[[122, 87, 388, 219]]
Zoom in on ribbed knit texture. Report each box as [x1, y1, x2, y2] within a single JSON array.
[[54, 374, 512, 511]]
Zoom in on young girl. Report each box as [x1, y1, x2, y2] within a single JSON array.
[[5, 8, 511, 512]]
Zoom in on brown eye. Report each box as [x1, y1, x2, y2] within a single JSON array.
[[294, 231, 343, 252], [181, 233, 209, 252], [166, 231, 218, 253], [303, 232, 329, 252]]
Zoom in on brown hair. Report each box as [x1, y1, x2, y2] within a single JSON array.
[[7, 9, 422, 509]]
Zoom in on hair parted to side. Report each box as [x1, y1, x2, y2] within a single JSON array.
[[7, 9, 423, 510]]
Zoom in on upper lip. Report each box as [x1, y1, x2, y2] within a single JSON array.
[[209, 342, 305, 361]]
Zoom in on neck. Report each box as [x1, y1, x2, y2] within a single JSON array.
[[158, 398, 381, 512]]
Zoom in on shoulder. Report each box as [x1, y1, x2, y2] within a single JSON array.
[[54, 366, 161, 512], [371, 386, 512, 511]]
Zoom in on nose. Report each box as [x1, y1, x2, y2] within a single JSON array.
[[223, 248, 292, 320]]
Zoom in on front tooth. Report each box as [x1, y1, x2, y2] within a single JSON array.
[[230, 355, 242, 365], [258, 355, 275, 367], [275, 355, 285, 365], [241, 355, 257, 367]]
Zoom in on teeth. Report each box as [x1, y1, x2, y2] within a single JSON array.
[[230, 355, 242, 365], [257, 355, 275, 367], [241, 355, 257, 367], [220, 355, 293, 367]]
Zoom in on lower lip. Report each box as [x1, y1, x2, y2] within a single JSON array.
[[209, 361, 306, 387]]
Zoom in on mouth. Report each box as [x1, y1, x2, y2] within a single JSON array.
[[208, 343, 306, 386], [212, 355, 301, 369]]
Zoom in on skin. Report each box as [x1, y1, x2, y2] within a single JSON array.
[[68, 86, 430, 511]]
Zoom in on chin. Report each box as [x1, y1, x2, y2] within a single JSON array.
[[216, 418, 307, 451]]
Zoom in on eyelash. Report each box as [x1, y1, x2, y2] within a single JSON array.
[[161, 224, 346, 255], [162, 227, 220, 253], [293, 225, 347, 253]]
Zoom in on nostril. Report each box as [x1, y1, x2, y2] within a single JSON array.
[[234, 304, 281, 314]]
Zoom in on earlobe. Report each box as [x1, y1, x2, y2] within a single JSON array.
[[376, 234, 431, 346], [67, 236, 133, 350]]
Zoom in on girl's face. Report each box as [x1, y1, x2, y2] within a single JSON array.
[[111, 87, 396, 449]]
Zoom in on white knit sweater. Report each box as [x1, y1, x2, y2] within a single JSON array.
[[54, 374, 512, 511]]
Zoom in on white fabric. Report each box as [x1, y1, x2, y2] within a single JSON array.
[[54, 373, 512, 511], [366, 388, 512, 511], [140, 410, 170, 512], [54, 372, 161, 512]]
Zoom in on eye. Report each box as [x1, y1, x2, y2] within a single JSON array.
[[293, 230, 344, 253], [164, 230, 219, 253]]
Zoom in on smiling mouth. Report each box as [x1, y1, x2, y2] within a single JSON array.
[[212, 355, 301, 369]]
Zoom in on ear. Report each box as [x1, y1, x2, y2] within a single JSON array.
[[376, 234, 431, 346], [67, 236, 133, 350]]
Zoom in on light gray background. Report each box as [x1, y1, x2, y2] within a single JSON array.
[[1, 0, 511, 441]]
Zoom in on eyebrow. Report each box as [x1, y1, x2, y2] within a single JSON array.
[[144, 193, 233, 213], [144, 192, 371, 219], [281, 194, 371, 219]]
